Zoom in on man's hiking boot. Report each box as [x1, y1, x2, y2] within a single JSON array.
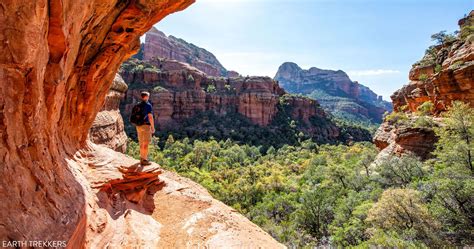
[[140, 159, 151, 166]]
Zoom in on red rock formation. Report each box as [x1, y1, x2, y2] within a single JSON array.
[[89, 74, 128, 153], [275, 62, 392, 123], [121, 58, 340, 143], [373, 118, 438, 160], [122, 58, 290, 127], [284, 95, 340, 139], [0, 0, 282, 247], [375, 12, 473, 160], [144, 27, 230, 77], [227, 70, 241, 78], [391, 11, 474, 113]]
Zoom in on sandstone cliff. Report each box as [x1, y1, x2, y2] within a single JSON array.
[[275, 62, 392, 124], [0, 0, 283, 247], [391, 11, 474, 113], [144, 27, 231, 77], [373, 116, 439, 160], [89, 74, 128, 153], [120, 58, 343, 144], [374, 11, 473, 160]]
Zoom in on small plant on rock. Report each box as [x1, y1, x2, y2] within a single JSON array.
[[416, 101, 434, 116], [206, 84, 216, 93], [384, 111, 409, 126], [418, 74, 429, 82]]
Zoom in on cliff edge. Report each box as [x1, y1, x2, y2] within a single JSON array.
[[374, 11, 473, 160]]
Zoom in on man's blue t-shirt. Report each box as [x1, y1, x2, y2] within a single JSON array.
[[142, 101, 153, 125]]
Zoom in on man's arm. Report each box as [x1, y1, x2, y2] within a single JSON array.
[[148, 113, 155, 133]]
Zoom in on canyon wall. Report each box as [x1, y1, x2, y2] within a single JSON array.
[[275, 62, 392, 123], [391, 13, 474, 113], [143, 27, 231, 77], [0, 0, 283, 247], [120, 58, 341, 142], [374, 11, 473, 160]]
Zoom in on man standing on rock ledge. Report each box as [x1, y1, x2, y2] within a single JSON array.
[[131, 91, 155, 165]]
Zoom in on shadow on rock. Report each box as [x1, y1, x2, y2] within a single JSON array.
[[95, 163, 166, 219]]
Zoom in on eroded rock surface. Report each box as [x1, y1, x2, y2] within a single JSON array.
[[120, 58, 342, 141], [0, 0, 282, 247], [373, 118, 438, 160], [84, 144, 284, 248], [274, 62, 392, 123], [143, 27, 231, 77], [374, 12, 473, 160], [391, 11, 474, 113], [89, 74, 128, 152]]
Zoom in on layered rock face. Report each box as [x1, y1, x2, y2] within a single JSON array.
[[0, 0, 282, 247], [89, 74, 128, 152], [373, 118, 438, 160], [136, 29, 346, 142], [275, 62, 392, 123], [120, 58, 341, 141], [374, 12, 473, 160], [143, 27, 230, 77], [391, 11, 474, 113]]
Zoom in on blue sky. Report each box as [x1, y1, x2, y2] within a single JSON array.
[[153, 0, 472, 100]]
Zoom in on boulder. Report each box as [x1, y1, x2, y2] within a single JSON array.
[[89, 74, 128, 152]]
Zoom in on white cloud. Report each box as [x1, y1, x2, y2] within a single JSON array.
[[347, 69, 400, 76]]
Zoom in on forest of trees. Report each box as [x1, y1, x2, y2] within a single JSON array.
[[127, 101, 473, 247]]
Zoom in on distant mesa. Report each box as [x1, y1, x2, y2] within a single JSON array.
[[117, 29, 375, 146], [274, 62, 392, 124], [118, 57, 354, 145]]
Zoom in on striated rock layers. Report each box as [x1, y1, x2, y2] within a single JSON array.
[[143, 27, 232, 77], [275, 62, 392, 123], [89, 74, 128, 153], [120, 58, 341, 141], [0, 0, 283, 248], [373, 118, 439, 160], [374, 12, 473, 160], [391, 11, 474, 113]]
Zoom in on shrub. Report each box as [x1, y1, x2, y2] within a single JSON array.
[[384, 111, 409, 125], [399, 104, 409, 112], [431, 30, 457, 45], [414, 116, 435, 128], [187, 74, 195, 83], [206, 84, 216, 93], [449, 60, 464, 70], [144, 67, 160, 74], [434, 64, 442, 73], [366, 188, 441, 246], [416, 101, 434, 115], [418, 74, 428, 82]]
